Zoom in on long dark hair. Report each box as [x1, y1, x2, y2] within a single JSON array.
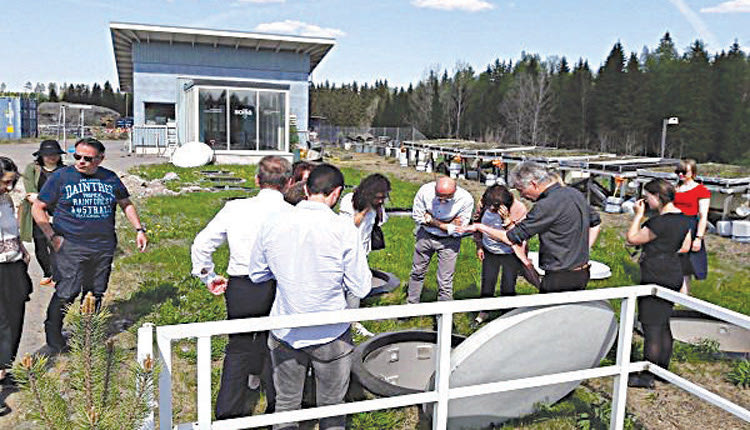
[[352, 173, 391, 211], [0, 156, 20, 190], [475, 184, 514, 222], [35, 154, 65, 167], [644, 179, 675, 206]]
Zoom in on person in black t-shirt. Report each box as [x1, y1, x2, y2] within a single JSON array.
[[626, 179, 692, 388], [32, 138, 149, 354]]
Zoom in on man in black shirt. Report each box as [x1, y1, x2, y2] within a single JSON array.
[[462, 162, 601, 293]]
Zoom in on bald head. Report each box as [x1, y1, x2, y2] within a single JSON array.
[[435, 176, 457, 202]]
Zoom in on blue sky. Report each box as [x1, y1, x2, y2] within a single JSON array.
[[0, 0, 748, 91]]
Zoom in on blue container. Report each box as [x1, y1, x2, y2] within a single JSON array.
[[20, 98, 38, 138], [0, 97, 22, 140]]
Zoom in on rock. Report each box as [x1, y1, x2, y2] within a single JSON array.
[[171, 142, 215, 168], [162, 172, 179, 181]]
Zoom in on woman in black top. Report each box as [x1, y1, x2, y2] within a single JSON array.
[[626, 179, 692, 388]]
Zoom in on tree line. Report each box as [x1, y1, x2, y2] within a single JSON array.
[[0, 81, 131, 117], [310, 33, 750, 165]]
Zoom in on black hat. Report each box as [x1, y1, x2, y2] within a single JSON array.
[[33, 140, 65, 157]]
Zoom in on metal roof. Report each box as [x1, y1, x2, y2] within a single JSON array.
[[109, 22, 336, 92]]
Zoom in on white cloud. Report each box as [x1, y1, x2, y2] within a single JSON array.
[[254, 20, 345, 38], [412, 0, 494, 12], [701, 0, 750, 13], [666, 0, 720, 48]]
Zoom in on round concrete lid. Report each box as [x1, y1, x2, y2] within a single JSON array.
[[671, 317, 750, 353], [439, 301, 618, 428], [527, 252, 612, 280]]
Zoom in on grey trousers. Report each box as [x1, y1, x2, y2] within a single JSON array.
[[268, 331, 354, 430], [407, 228, 461, 304]]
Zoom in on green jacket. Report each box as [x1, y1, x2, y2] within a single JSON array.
[[19, 162, 64, 242], [19, 162, 41, 242]]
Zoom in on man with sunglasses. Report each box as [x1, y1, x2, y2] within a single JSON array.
[[32, 138, 148, 354], [407, 176, 474, 304]]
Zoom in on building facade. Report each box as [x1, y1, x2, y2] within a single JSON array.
[[110, 22, 334, 161]]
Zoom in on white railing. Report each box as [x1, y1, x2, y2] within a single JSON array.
[[137, 285, 750, 430]]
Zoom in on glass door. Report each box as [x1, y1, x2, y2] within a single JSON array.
[[198, 89, 227, 150], [229, 89, 258, 150]]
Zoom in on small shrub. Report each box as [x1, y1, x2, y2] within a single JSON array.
[[12, 293, 157, 430], [727, 360, 750, 389], [672, 338, 720, 363]]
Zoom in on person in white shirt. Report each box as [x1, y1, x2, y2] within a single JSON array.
[[408, 176, 474, 304], [249, 164, 371, 430], [338, 173, 390, 254], [339, 173, 391, 337], [191, 156, 293, 420], [0, 157, 31, 405]]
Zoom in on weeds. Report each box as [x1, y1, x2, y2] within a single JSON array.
[[726, 360, 750, 389]]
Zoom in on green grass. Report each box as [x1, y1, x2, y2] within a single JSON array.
[[110, 162, 747, 429]]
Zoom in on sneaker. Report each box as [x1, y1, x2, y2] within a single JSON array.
[[474, 312, 490, 325], [0, 373, 17, 387], [352, 322, 375, 338], [0, 401, 11, 417], [40, 277, 54, 286]]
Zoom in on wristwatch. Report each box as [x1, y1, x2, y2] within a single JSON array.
[[136, 227, 146, 233]]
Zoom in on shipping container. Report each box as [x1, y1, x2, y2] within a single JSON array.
[[0, 97, 22, 140], [20, 97, 38, 138]]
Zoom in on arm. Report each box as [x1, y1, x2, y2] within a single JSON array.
[[342, 225, 372, 299], [248, 228, 274, 283], [505, 202, 556, 245], [23, 164, 38, 202], [625, 200, 655, 246], [118, 198, 148, 252], [678, 230, 692, 253], [32, 200, 62, 251], [190, 207, 229, 279], [588, 202, 602, 249], [411, 187, 427, 224], [692, 197, 710, 252]]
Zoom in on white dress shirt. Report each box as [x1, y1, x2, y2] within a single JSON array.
[[249, 199, 372, 348], [338, 192, 388, 254], [411, 182, 474, 237], [191, 188, 291, 277]]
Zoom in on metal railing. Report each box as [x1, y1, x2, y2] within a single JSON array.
[[132, 125, 169, 150], [137, 285, 750, 430]]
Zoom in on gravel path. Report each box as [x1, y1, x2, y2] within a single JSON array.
[[0, 140, 164, 425]]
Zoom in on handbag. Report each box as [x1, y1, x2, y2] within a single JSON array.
[[370, 208, 386, 251]]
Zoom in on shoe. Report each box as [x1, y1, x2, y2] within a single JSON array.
[[627, 373, 655, 389], [40, 277, 55, 286], [473, 312, 490, 326], [0, 373, 17, 387], [0, 401, 10, 417], [352, 322, 375, 338]]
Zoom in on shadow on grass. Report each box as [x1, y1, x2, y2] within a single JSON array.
[[108, 279, 179, 330]]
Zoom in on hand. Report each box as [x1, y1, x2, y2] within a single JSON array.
[[22, 250, 30, 265], [451, 216, 463, 226], [207, 276, 228, 295], [691, 237, 702, 252], [476, 248, 485, 261], [51, 235, 64, 252], [634, 199, 646, 217], [26, 193, 38, 203], [423, 213, 433, 224], [457, 224, 478, 234], [497, 206, 511, 223], [136, 231, 148, 252]]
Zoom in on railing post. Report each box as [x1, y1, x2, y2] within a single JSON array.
[[197, 336, 213, 429], [157, 333, 173, 430], [432, 311, 453, 430], [610, 294, 637, 430], [137, 323, 155, 430]]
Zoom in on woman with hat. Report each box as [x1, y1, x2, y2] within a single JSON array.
[[19, 140, 65, 286]]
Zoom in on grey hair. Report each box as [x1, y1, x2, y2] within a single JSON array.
[[509, 161, 554, 189], [257, 156, 293, 190]]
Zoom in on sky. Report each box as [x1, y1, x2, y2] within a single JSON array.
[[0, 0, 748, 92]]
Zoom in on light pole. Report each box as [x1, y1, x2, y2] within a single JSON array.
[[660, 116, 679, 158]]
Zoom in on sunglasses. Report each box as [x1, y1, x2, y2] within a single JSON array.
[[675, 169, 687, 175], [73, 153, 100, 162]]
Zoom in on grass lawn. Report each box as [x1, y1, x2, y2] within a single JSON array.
[[103, 163, 747, 429]]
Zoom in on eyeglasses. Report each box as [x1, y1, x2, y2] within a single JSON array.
[[675, 169, 687, 175], [73, 153, 100, 162]]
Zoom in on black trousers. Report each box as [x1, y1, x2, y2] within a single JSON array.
[[540, 267, 590, 293], [215, 276, 277, 420], [0, 261, 31, 369], [44, 240, 114, 351], [480, 250, 522, 298], [32, 223, 55, 279]]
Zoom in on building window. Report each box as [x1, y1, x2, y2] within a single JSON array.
[[195, 87, 287, 151], [144, 102, 175, 125], [198, 89, 227, 149]]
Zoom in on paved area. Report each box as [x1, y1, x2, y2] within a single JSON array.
[[0, 139, 164, 424]]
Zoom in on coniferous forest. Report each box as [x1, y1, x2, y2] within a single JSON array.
[[310, 33, 750, 165]]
